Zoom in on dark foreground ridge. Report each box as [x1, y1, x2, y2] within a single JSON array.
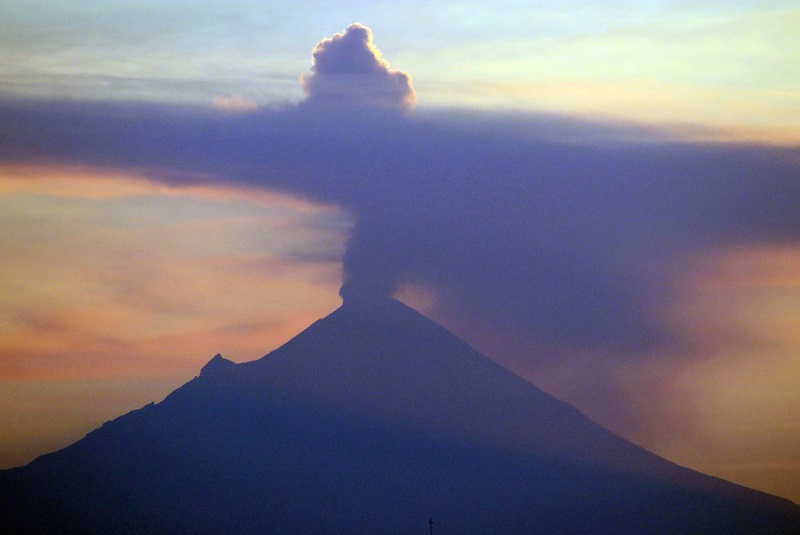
[[2, 298, 799, 534]]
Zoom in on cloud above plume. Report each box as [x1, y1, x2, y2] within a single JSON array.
[[301, 23, 415, 110]]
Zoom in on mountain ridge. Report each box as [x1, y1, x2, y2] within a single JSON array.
[[206, 298, 799, 507], [2, 298, 798, 533]]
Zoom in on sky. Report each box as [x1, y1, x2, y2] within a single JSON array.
[[1, 0, 799, 503]]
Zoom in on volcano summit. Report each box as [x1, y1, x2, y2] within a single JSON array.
[[1, 298, 798, 533]]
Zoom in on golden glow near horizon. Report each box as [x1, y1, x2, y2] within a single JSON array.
[[0, 165, 347, 468], [0, 165, 348, 381], [657, 246, 800, 501]]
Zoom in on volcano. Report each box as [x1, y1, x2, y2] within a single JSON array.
[[2, 298, 798, 533]]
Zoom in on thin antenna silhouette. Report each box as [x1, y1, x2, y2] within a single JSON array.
[[429, 516, 433, 535]]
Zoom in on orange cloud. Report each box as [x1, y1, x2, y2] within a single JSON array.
[[680, 245, 800, 291], [0, 164, 347, 468], [0, 164, 333, 213], [0, 164, 348, 385], [642, 244, 800, 502]]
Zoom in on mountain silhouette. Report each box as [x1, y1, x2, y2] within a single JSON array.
[[2, 298, 798, 533]]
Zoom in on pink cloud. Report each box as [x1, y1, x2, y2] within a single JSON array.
[[212, 95, 258, 113]]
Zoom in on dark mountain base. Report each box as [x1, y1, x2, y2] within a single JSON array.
[[2, 377, 798, 534], [3, 300, 799, 533]]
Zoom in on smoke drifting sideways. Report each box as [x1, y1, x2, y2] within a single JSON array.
[[1, 24, 799, 362]]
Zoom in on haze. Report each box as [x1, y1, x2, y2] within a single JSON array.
[[1, 1, 799, 505]]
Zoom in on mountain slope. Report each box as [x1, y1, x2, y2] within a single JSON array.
[[1, 298, 798, 534]]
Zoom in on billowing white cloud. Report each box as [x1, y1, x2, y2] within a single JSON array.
[[301, 23, 415, 110]]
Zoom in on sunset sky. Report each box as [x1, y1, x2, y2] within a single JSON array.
[[2, 0, 800, 504]]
